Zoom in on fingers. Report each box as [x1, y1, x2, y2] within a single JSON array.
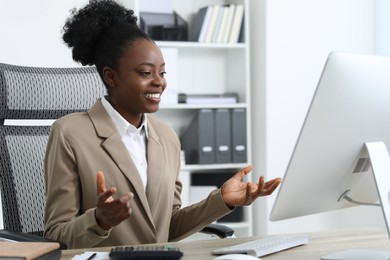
[[257, 175, 265, 196], [112, 193, 134, 219], [261, 178, 282, 196], [95, 192, 134, 230], [97, 171, 117, 203], [268, 178, 283, 190], [97, 171, 106, 194], [245, 182, 253, 205], [258, 175, 265, 187], [119, 192, 134, 206], [97, 186, 116, 205], [94, 171, 135, 229], [233, 165, 253, 180]]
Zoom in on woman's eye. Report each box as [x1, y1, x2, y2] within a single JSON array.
[[160, 71, 167, 78], [140, 71, 151, 76]]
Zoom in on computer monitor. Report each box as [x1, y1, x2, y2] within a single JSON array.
[[269, 52, 390, 259]]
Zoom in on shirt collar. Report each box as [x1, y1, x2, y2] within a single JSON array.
[[101, 96, 148, 139]]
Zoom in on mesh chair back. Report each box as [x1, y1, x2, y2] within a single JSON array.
[[0, 63, 105, 120], [0, 62, 106, 236], [0, 126, 49, 235]]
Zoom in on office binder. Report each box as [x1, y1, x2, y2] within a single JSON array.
[[180, 109, 215, 164], [215, 108, 231, 163], [231, 108, 247, 163]]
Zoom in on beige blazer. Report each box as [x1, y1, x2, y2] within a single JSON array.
[[44, 99, 232, 249]]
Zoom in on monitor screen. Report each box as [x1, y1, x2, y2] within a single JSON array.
[[270, 52, 390, 237]]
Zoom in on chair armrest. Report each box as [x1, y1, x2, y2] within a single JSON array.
[[0, 229, 67, 249], [200, 223, 235, 238]]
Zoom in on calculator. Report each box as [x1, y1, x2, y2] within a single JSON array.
[[109, 245, 183, 260]]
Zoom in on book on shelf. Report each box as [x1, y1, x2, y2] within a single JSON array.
[[216, 5, 230, 43], [228, 4, 245, 43], [221, 4, 236, 43], [0, 241, 61, 260], [191, 5, 210, 41], [193, 4, 244, 44], [178, 92, 239, 104], [211, 5, 227, 43], [237, 16, 245, 43], [196, 5, 214, 42], [204, 5, 220, 43]]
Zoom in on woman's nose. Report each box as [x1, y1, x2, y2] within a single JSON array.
[[152, 74, 166, 87]]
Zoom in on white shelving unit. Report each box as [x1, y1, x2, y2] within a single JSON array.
[[127, 0, 252, 237]]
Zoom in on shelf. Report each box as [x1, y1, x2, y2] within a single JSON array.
[[156, 41, 247, 49], [181, 163, 249, 172], [216, 222, 249, 229], [159, 103, 247, 110]]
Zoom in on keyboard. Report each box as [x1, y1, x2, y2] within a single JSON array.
[[109, 246, 183, 260], [211, 233, 309, 257]]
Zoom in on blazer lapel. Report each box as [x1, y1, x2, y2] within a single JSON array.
[[145, 117, 163, 216], [88, 100, 155, 228]]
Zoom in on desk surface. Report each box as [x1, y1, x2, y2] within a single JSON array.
[[60, 227, 390, 259]]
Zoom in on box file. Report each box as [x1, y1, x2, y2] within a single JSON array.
[[215, 108, 231, 163], [180, 109, 215, 164], [231, 108, 247, 163], [181, 108, 247, 164]]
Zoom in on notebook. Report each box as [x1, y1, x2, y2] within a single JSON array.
[[0, 241, 60, 260]]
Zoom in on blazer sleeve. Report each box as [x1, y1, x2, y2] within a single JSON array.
[[44, 121, 110, 248]]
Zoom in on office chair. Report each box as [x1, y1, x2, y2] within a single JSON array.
[[0, 62, 234, 248]]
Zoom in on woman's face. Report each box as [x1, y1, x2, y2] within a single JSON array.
[[104, 38, 167, 127]]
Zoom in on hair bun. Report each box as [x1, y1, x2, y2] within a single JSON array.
[[62, 0, 138, 65]]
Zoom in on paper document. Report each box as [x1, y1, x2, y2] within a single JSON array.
[[72, 251, 109, 260]]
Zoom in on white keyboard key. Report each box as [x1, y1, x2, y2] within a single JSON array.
[[211, 233, 309, 257]]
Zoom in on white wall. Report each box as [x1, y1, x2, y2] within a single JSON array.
[[251, 0, 383, 237], [0, 0, 137, 67], [375, 0, 390, 55], [0, 0, 88, 67]]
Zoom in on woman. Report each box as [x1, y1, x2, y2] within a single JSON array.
[[44, 0, 282, 249]]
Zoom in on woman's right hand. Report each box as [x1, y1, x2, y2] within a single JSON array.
[[95, 171, 134, 230]]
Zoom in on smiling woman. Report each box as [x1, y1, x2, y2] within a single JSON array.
[[101, 38, 167, 125], [43, 0, 281, 250]]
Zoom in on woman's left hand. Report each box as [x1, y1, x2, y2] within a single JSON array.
[[221, 165, 282, 207]]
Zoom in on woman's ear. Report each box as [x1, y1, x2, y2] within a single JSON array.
[[102, 67, 116, 88]]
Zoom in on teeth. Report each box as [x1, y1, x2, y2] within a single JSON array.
[[145, 93, 160, 99]]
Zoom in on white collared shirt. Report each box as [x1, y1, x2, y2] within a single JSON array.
[[101, 97, 148, 191]]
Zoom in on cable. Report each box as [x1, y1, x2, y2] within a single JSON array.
[[338, 190, 380, 206]]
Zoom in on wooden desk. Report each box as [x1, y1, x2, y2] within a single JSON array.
[[60, 227, 390, 259]]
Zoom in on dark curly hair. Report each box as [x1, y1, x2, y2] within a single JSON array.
[[62, 0, 151, 77]]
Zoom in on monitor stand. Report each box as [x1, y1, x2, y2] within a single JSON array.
[[322, 142, 390, 260]]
